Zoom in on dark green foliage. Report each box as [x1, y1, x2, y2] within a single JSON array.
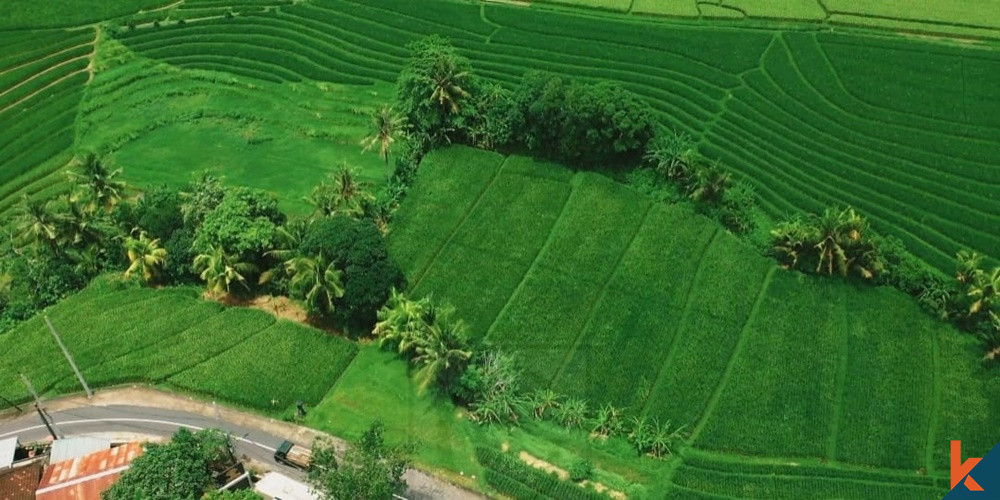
[[134, 186, 185, 240], [475, 447, 607, 500], [300, 216, 404, 327], [308, 421, 411, 500], [512, 71, 655, 167], [396, 35, 478, 146], [463, 351, 528, 425], [193, 186, 285, 264], [569, 459, 594, 482], [104, 428, 233, 500]]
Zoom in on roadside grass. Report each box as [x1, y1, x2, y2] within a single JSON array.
[[304, 344, 484, 483]]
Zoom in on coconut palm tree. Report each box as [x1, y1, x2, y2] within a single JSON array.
[[423, 55, 471, 114], [68, 152, 126, 211], [411, 315, 472, 394], [13, 195, 61, 255], [956, 250, 983, 285], [57, 193, 113, 250], [361, 105, 405, 167], [305, 165, 374, 218], [285, 253, 345, 316], [259, 219, 311, 285], [193, 245, 258, 295], [688, 161, 731, 203], [811, 206, 881, 278], [374, 289, 431, 355], [124, 230, 167, 283], [968, 266, 1000, 315]]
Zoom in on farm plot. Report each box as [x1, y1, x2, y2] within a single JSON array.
[[391, 147, 991, 479], [0, 280, 358, 414], [0, 28, 93, 203], [115, 0, 1000, 270]]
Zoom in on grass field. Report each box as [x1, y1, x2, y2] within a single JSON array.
[[0, 278, 357, 414], [388, 146, 999, 496], [88, 0, 999, 273]]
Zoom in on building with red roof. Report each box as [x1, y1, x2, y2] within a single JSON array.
[[35, 442, 144, 500], [0, 462, 44, 500]]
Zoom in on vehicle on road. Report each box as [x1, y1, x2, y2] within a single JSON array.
[[274, 440, 312, 470]]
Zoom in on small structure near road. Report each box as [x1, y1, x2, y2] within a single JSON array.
[[49, 436, 111, 463], [35, 442, 144, 500], [255, 471, 317, 500]]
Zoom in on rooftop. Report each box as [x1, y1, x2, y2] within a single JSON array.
[[0, 463, 44, 500], [36, 442, 144, 500]]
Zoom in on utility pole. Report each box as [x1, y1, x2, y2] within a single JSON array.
[[44, 316, 92, 398], [20, 374, 60, 440]]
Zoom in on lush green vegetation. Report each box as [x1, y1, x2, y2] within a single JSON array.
[[388, 146, 997, 495], [89, 0, 997, 274], [0, 278, 356, 414]]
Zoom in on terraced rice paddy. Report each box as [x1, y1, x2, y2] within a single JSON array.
[[389, 146, 1000, 497], [0, 280, 358, 413], [91, 0, 998, 271]]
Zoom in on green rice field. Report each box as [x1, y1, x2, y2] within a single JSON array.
[[0, 279, 358, 414], [388, 146, 1000, 497]]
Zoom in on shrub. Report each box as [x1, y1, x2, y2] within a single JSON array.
[[569, 459, 594, 482], [512, 71, 655, 167], [193, 186, 285, 266]]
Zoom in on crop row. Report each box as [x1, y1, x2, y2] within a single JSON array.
[[475, 447, 607, 500], [773, 36, 1000, 182], [671, 463, 946, 499], [169, 320, 358, 410]]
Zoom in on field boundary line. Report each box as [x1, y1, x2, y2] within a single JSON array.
[[409, 156, 508, 291], [925, 324, 943, 476], [483, 174, 578, 340], [675, 462, 948, 490], [637, 226, 720, 417], [0, 54, 90, 102], [0, 67, 88, 116], [0, 41, 93, 76], [826, 297, 851, 462], [546, 200, 655, 386], [688, 266, 774, 443]]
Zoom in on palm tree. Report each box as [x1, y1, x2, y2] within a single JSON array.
[[68, 152, 126, 211], [193, 245, 258, 296], [688, 161, 731, 203], [374, 289, 431, 355], [771, 216, 810, 269], [968, 266, 1000, 315], [956, 250, 983, 285], [285, 253, 345, 316], [57, 193, 113, 249], [124, 230, 167, 283], [422, 55, 471, 114], [305, 165, 373, 218], [555, 398, 589, 430], [811, 206, 880, 278], [648, 420, 686, 458], [361, 105, 405, 167], [13, 195, 61, 254], [411, 315, 472, 394], [259, 219, 310, 285]]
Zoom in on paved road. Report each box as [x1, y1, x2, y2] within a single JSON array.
[[0, 404, 480, 500]]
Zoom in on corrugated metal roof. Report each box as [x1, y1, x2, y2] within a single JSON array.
[[49, 436, 111, 463], [255, 472, 318, 500], [36, 442, 144, 500], [0, 462, 43, 500], [0, 436, 17, 469]]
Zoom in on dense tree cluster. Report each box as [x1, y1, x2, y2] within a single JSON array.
[[309, 421, 411, 500]]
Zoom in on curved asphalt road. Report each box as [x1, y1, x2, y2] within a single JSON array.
[[0, 405, 480, 500]]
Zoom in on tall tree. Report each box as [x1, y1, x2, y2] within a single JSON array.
[[286, 253, 345, 317], [411, 315, 472, 393], [687, 161, 731, 203], [361, 105, 405, 167], [305, 165, 374, 218], [124, 230, 167, 284], [69, 152, 126, 211], [13, 195, 61, 254], [309, 421, 410, 500], [193, 245, 257, 296]]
